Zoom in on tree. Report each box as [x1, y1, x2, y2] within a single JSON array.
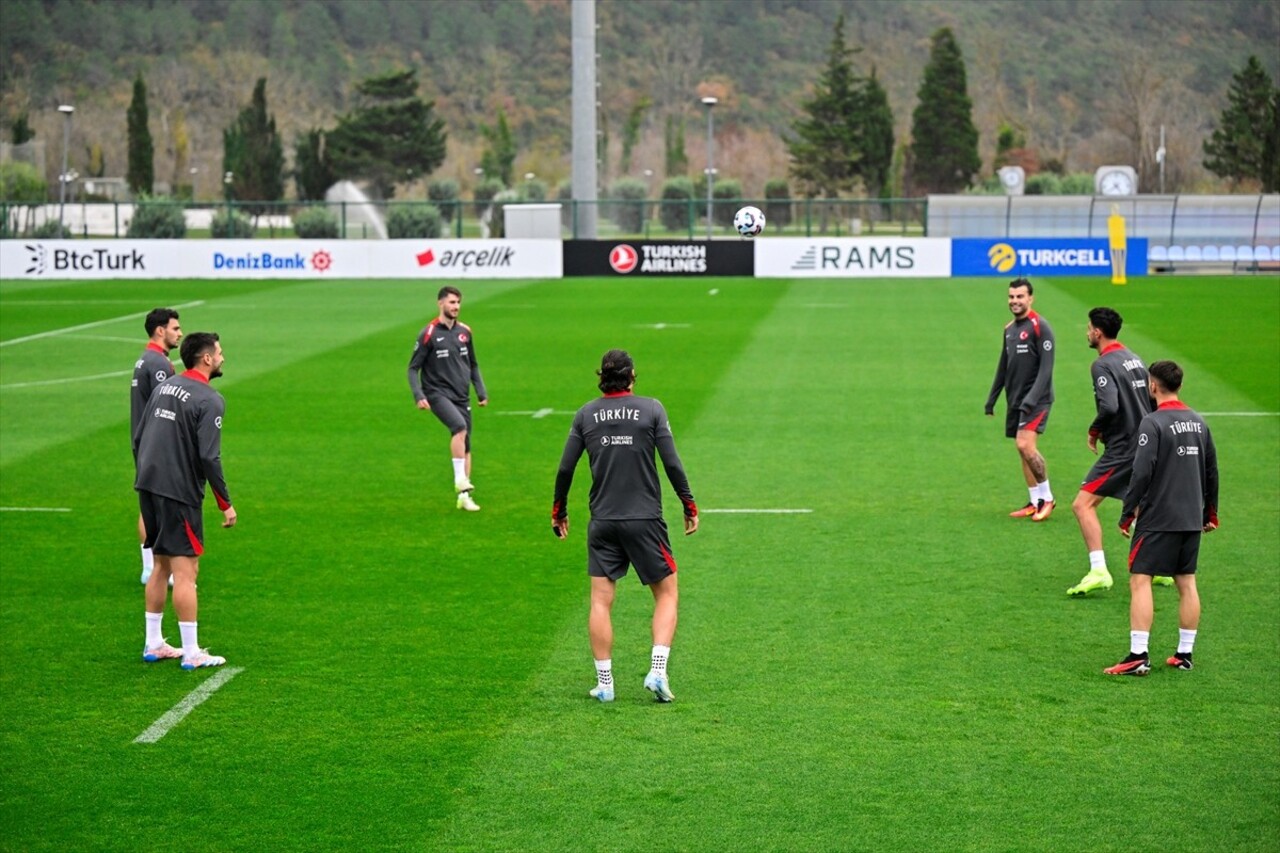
[[910, 28, 980, 194], [787, 13, 862, 199], [10, 113, 34, 145], [479, 108, 516, 187], [222, 78, 285, 213], [860, 68, 895, 198], [664, 115, 687, 178], [294, 128, 334, 201], [324, 69, 447, 199], [1203, 55, 1279, 191], [620, 97, 651, 175], [127, 73, 154, 196]]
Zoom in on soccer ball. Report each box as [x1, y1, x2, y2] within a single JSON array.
[[733, 205, 765, 238]]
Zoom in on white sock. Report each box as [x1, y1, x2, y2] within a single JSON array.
[[1038, 481, 1053, 503], [178, 621, 199, 657], [594, 658, 613, 687], [1088, 550, 1107, 571], [1130, 630, 1150, 656], [452, 458, 467, 482], [1028, 486, 1038, 505], [141, 546, 154, 573], [1178, 629, 1197, 655], [145, 611, 163, 648], [650, 644, 671, 676]]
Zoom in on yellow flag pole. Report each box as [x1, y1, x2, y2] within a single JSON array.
[[1108, 205, 1128, 285]]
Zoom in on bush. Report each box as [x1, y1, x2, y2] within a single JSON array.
[[1059, 173, 1096, 195], [293, 206, 339, 238], [608, 178, 648, 233], [387, 203, 444, 238], [0, 161, 46, 204], [658, 177, 695, 232], [1025, 174, 1062, 196], [764, 179, 793, 228], [126, 197, 187, 238], [486, 189, 520, 239], [212, 209, 255, 238], [520, 177, 548, 203], [474, 177, 505, 219], [712, 178, 742, 227], [428, 179, 460, 222], [30, 219, 73, 238]]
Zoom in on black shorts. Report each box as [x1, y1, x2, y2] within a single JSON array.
[[1129, 529, 1201, 576], [138, 490, 204, 557], [427, 395, 472, 451], [1006, 405, 1051, 439], [587, 518, 678, 585], [1080, 454, 1134, 499]]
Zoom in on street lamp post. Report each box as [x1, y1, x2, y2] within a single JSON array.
[[701, 97, 717, 239], [57, 104, 75, 230]]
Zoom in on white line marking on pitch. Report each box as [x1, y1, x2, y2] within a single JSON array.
[[134, 666, 244, 744], [64, 334, 141, 344], [0, 506, 72, 512], [494, 410, 575, 417], [634, 323, 691, 330], [1201, 412, 1279, 417], [701, 508, 814, 514], [0, 370, 130, 390], [0, 300, 205, 348]]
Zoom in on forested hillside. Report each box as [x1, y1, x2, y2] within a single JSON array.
[[1, 0, 1276, 199]]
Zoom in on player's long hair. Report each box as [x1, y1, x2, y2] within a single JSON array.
[[597, 349, 635, 394]]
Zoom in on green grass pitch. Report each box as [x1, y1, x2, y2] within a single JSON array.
[[1, 273, 1276, 851]]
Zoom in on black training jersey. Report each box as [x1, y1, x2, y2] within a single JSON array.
[[1088, 342, 1151, 458], [131, 343, 176, 444], [407, 319, 487, 404], [553, 391, 696, 522], [985, 311, 1055, 415], [133, 370, 232, 510], [1122, 401, 1219, 532]]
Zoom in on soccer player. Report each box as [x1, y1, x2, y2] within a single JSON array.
[[1068, 307, 1155, 596], [133, 332, 237, 669], [1104, 360, 1218, 676], [985, 277, 1057, 521], [407, 286, 488, 512], [131, 307, 182, 584], [552, 350, 698, 704]]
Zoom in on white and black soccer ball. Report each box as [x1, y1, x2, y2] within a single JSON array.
[[733, 205, 765, 238]]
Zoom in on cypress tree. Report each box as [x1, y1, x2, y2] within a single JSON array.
[[787, 13, 862, 199], [222, 78, 285, 213], [909, 28, 980, 193], [126, 74, 154, 196]]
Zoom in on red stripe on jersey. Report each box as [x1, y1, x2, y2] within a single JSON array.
[[1023, 410, 1047, 431], [602, 391, 633, 398], [180, 369, 209, 384], [1028, 312, 1041, 337], [1100, 342, 1125, 355], [213, 490, 230, 511], [659, 542, 678, 574], [1128, 535, 1144, 569], [1082, 467, 1116, 494], [1158, 401, 1190, 411], [184, 519, 204, 556], [146, 342, 167, 354]]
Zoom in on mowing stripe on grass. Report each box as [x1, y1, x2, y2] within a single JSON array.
[[0, 506, 71, 512], [133, 666, 244, 744], [0, 300, 205, 347], [701, 508, 814, 514], [0, 369, 131, 390]]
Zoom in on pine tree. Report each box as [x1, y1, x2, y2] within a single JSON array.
[[325, 69, 447, 199], [294, 129, 334, 201], [479, 109, 517, 187], [1203, 55, 1278, 191], [909, 28, 980, 194], [126, 74, 154, 196], [222, 78, 285, 214], [787, 13, 862, 199], [860, 68, 895, 198]]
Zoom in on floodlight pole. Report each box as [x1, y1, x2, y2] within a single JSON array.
[[701, 96, 717, 239], [57, 105, 75, 229]]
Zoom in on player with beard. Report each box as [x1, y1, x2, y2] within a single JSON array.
[[985, 278, 1057, 522], [131, 307, 182, 584], [133, 332, 237, 669]]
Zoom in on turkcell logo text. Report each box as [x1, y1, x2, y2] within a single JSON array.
[[953, 238, 1147, 277]]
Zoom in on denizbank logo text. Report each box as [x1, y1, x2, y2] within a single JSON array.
[[953, 238, 1148, 277], [211, 249, 332, 272]]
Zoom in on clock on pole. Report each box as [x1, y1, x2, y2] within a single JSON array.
[[1095, 166, 1137, 196]]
